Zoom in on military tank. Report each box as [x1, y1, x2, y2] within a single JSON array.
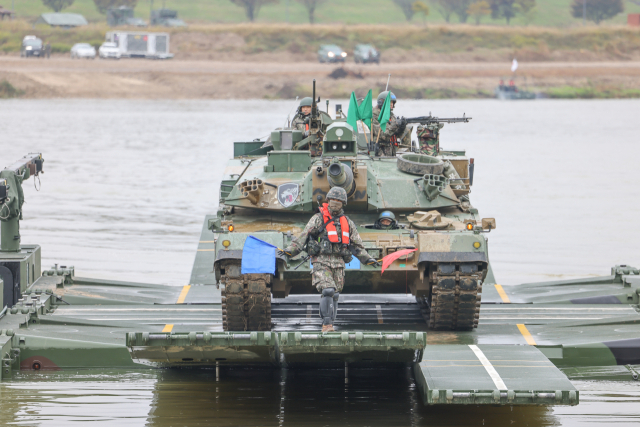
[[210, 86, 496, 332]]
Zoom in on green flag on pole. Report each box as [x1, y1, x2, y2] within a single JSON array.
[[346, 92, 361, 132], [378, 91, 391, 132], [358, 89, 373, 129]]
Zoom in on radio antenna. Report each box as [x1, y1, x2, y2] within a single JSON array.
[[286, 96, 299, 127]]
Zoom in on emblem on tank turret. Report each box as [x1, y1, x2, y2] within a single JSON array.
[[277, 183, 299, 207]]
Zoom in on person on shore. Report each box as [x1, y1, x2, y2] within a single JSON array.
[[278, 187, 379, 332]]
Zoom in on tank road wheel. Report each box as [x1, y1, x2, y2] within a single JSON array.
[[220, 260, 272, 331], [417, 263, 485, 330]]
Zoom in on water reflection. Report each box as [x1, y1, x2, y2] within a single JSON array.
[[0, 369, 560, 426], [4, 369, 640, 426]]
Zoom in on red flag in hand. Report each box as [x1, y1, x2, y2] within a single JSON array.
[[381, 248, 418, 274]]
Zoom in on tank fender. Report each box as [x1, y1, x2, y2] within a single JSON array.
[[416, 232, 488, 264], [213, 232, 287, 269]]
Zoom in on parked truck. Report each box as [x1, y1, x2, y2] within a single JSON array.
[[104, 31, 173, 59]]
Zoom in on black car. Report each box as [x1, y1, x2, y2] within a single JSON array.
[[21, 36, 48, 58]]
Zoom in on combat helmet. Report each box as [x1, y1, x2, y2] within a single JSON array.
[[377, 91, 396, 107], [376, 210, 397, 229], [299, 97, 313, 108], [326, 187, 348, 205]]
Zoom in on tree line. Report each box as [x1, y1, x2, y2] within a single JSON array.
[[42, 0, 138, 14], [41, 0, 628, 25]]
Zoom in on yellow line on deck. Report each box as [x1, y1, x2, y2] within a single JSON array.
[[197, 249, 217, 252], [177, 285, 191, 304], [199, 241, 216, 243], [162, 324, 174, 333], [517, 324, 537, 345], [494, 284, 511, 303]]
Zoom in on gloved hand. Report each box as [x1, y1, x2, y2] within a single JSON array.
[[396, 117, 407, 135], [277, 248, 293, 258], [303, 130, 310, 138], [366, 258, 381, 267]]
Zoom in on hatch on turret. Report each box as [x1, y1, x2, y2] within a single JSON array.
[[270, 130, 304, 151]]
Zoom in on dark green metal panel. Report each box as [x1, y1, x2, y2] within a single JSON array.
[[562, 364, 640, 381], [233, 141, 272, 158], [415, 344, 578, 405], [16, 336, 138, 369], [267, 151, 312, 173], [127, 331, 279, 367], [279, 331, 426, 367]]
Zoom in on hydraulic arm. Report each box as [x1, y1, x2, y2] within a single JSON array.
[[0, 153, 44, 252]]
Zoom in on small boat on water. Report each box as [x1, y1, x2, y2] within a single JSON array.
[[495, 79, 536, 100], [495, 59, 536, 100]]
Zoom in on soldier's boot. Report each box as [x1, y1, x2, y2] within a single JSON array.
[[319, 287, 335, 332]]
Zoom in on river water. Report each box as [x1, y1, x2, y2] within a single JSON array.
[[1, 99, 640, 425]]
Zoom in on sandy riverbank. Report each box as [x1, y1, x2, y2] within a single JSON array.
[[2, 56, 640, 99]]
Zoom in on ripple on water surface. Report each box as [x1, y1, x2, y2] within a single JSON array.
[[3, 370, 640, 426]]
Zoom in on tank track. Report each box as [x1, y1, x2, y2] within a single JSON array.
[[417, 262, 484, 330], [220, 260, 272, 331]]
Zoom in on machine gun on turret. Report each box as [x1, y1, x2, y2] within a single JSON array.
[[404, 114, 472, 126], [401, 114, 472, 154]]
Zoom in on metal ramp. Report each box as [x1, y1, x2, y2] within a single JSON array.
[[414, 344, 578, 405], [126, 331, 426, 368], [126, 331, 279, 367], [279, 331, 426, 367]]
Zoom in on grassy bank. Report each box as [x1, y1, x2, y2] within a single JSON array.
[[314, 85, 640, 99], [546, 85, 640, 99], [9, 0, 640, 27], [0, 79, 24, 98], [1, 21, 640, 59]]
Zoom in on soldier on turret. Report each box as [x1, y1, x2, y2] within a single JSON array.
[[417, 126, 438, 156], [279, 187, 380, 332], [371, 91, 411, 157], [291, 97, 323, 156]]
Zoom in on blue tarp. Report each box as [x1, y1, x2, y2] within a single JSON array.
[[241, 236, 276, 275]]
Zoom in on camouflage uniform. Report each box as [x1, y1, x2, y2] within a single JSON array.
[[291, 113, 322, 157], [291, 113, 308, 134], [417, 125, 438, 156], [286, 209, 371, 292], [371, 106, 402, 157]]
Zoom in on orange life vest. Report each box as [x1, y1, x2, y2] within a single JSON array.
[[319, 204, 350, 244]]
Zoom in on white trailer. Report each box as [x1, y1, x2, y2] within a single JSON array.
[[105, 31, 173, 59]]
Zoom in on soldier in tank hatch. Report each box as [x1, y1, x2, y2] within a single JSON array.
[[371, 91, 412, 157], [374, 211, 399, 230], [291, 97, 322, 156], [278, 187, 380, 332]]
